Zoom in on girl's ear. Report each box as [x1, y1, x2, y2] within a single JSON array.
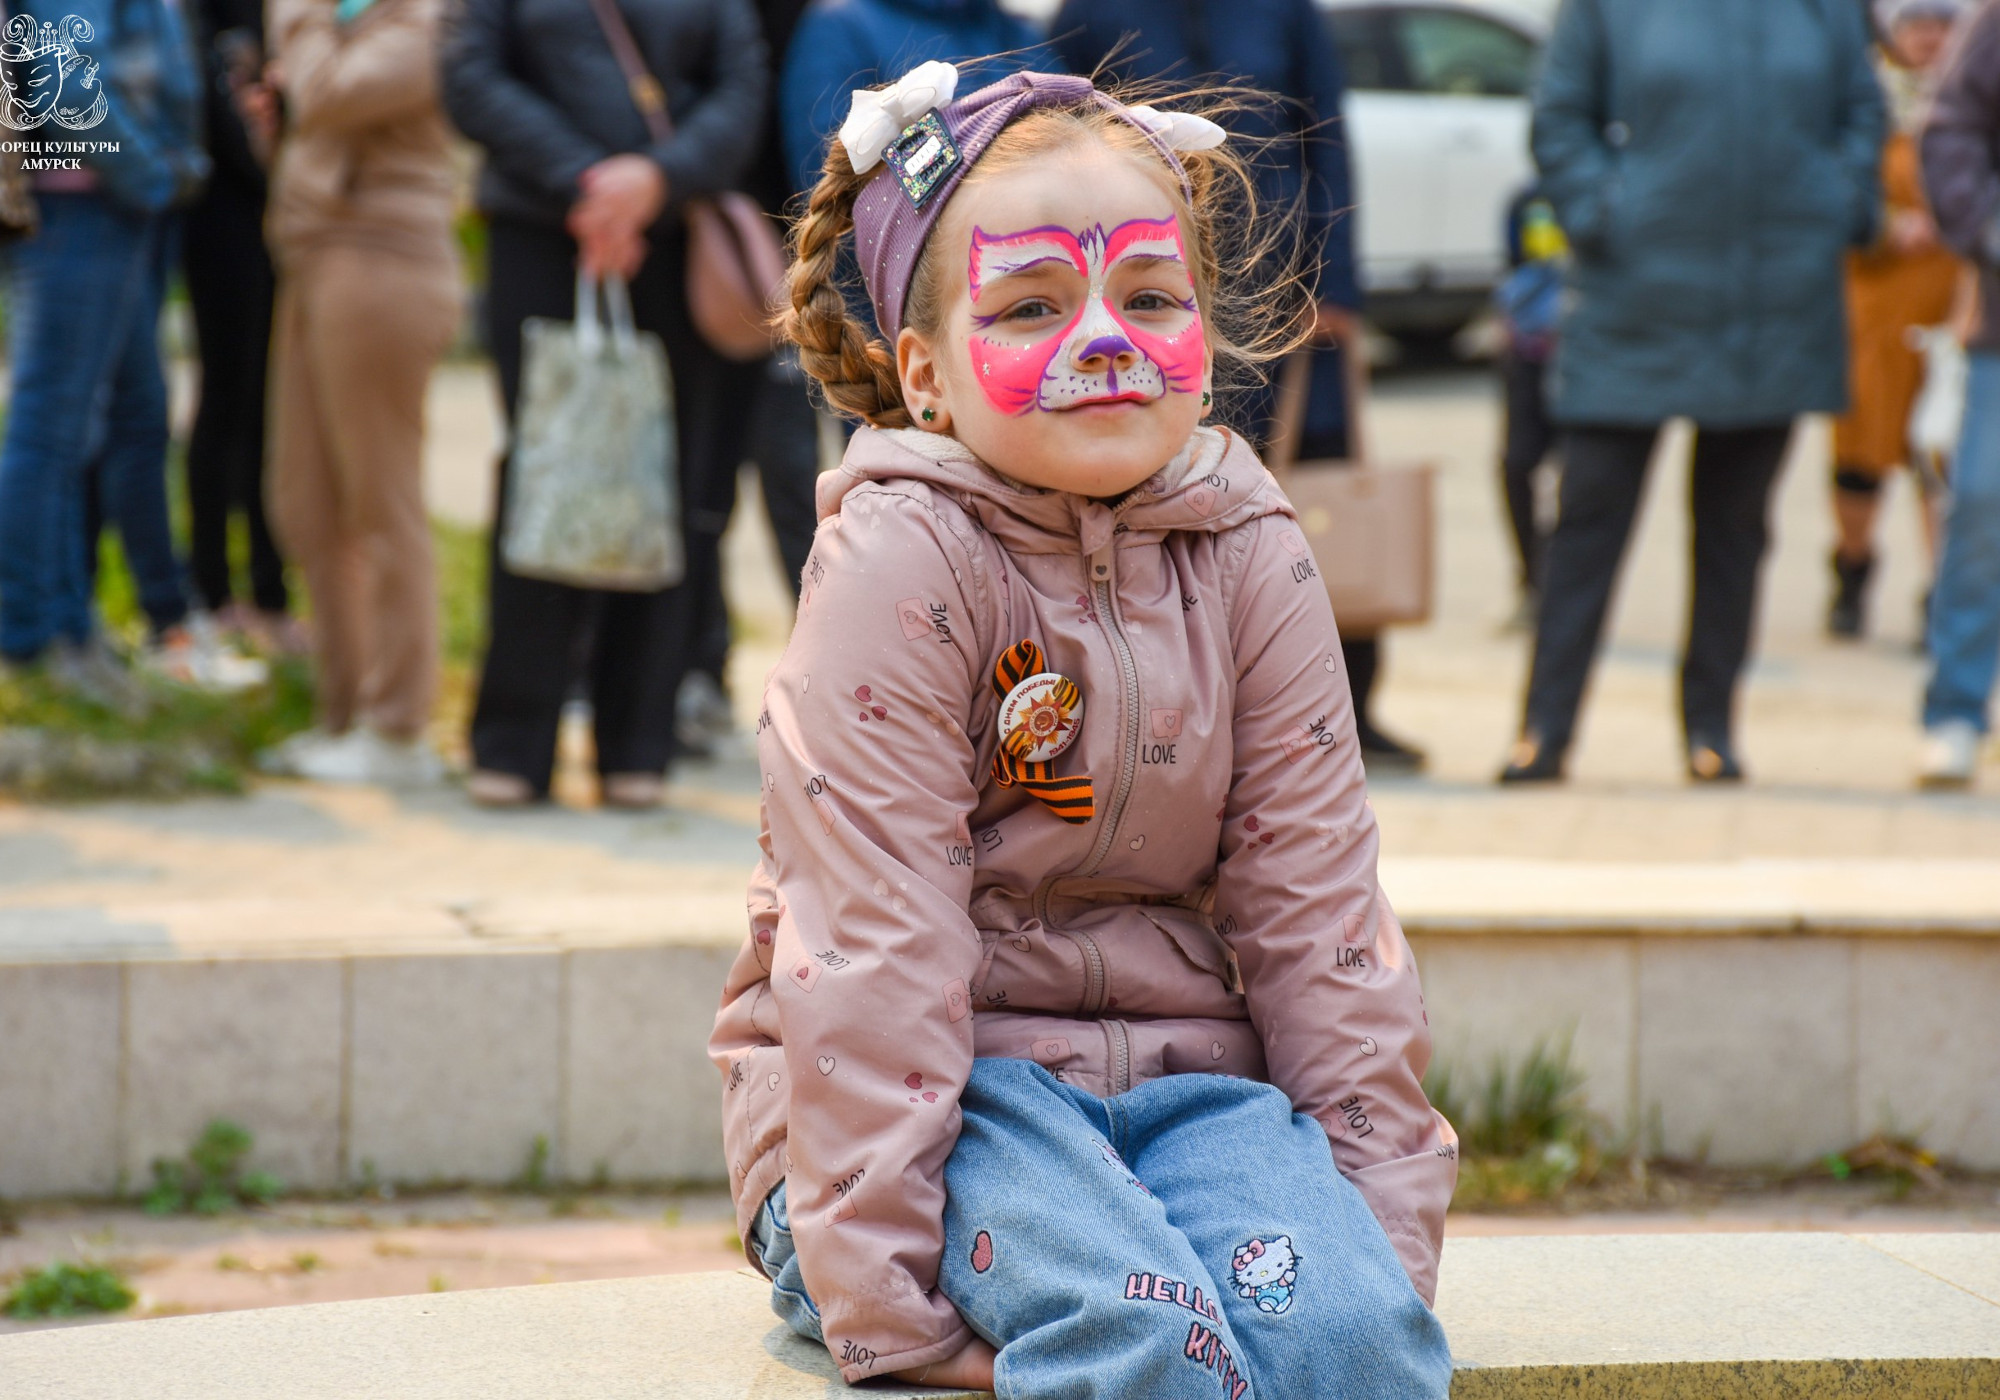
[[897, 326, 952, 432]]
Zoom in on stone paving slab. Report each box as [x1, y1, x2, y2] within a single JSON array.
[[4, 1236, 1996, 1398]]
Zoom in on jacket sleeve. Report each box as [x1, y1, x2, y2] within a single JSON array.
[[1922, 2, 2000, 267], [647, 0, 767, 205], [754, 486, 992, 1383], [1294, 0, 1359, 310], [1211, 512, 1457, 1305], [780, 3, 870, 196], [271, 0, 443, 133], [1830, 0, 1885, 247], [438, 0, 607, 204], [1529, 0, 1615, 253]]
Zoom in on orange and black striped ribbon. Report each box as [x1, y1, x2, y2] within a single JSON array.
[[991, 640, 1095, 825]]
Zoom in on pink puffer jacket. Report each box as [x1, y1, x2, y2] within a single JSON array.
[[709, 425, 1457, 1383]]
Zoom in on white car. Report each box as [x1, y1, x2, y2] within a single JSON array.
[[1321, 0, 1548, 338]]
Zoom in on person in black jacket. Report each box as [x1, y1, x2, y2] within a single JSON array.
[[676, 0, 822, 761], [441, 0, 769, 807], [183, 0, 297, 650]]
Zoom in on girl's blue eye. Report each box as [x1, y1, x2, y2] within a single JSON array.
[[1126, 291, 1175, 313], [1008, 299, 1058, 321]]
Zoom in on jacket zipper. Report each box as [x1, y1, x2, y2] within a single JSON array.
[[1034, 531, 1144, 1022], [1105, 1018, 1132, 1095], [1083, 539, 1143, 874]]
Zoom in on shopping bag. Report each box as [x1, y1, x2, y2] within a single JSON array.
[[1907, 322, 1966, 493], [501, 270, 683, 591], [1266, 349, 1436, 634]]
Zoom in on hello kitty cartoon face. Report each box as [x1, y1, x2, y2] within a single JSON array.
[[1230, 1235, 1300, 1315]]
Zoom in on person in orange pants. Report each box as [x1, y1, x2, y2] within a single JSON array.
[[1829, 0, 1967, 640]]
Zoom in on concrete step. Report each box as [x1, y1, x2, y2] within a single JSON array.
[[2, 1233, 1996, 1397], [3, 861, 1997, 1199]]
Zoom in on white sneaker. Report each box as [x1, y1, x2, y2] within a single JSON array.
[[1917, 720, 1980, 790], [45, 635, 152, 717], [675, 671, 735, 756], [257, 726, 338, 776], [140, 614, 270, 693], [266, 727, 444, 787]]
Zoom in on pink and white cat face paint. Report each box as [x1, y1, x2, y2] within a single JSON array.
[[966, 216, 1206, 415]]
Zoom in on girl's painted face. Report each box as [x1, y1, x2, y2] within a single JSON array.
[[898, 142, 1213, 498], [966, 217, 1206, 414]]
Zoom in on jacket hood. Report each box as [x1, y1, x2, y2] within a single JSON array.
[[818, 425, 1292, 557]]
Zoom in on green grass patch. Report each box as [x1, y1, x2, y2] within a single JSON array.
[[0, 518, 487, 802], [1426, 1036, 1609, 1209], [144, 1119, 283, 1217], [433, 517, 490, 672], [3, 1262, 135, 1319], [0, 659, 314, 800]]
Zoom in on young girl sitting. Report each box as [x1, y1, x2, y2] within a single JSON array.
[[709, 62, 1456, 1397]]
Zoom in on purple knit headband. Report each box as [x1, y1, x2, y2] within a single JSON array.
[[845, 68, 1223, 339]]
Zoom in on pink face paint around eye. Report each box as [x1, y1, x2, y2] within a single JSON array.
[[965, 216, 1205, 416], [1102, 219, 1206, 397], [967, 225, 1087, 414]]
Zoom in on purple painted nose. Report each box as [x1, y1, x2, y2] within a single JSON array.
[[1077, 334, 1137, 367]]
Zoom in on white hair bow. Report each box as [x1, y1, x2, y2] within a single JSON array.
[[840, 61, 961, 173], [1125, 105, 1229, 152]]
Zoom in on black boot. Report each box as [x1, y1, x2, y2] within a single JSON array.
[[1342, 637, 1427, 776], [1686, 734, 1745, 784], [1356, 719, 1428, 776], [1498, 733, 1566, 784], [1828, 551, 1873, 639]]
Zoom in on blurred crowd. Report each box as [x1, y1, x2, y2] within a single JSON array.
[[0, 0, 1995, 794]]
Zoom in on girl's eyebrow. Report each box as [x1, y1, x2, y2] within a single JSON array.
[[969, 226, 1087, 299]]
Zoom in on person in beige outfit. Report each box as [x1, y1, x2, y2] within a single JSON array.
[[261, 0, 462, 784]]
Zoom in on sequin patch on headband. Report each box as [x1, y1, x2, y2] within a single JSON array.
[[885, 112, 961, 208]]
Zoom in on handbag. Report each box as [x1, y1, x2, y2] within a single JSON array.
[[501, 269, 685, 591], [1265, 347, 1436, 634], [583, 0, 785, 362]]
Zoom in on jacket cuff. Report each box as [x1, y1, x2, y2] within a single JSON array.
[[1379, 1218, 1441, 1307], [547, 151, 599, 204], [649, 143, 710, 210], [836, 1322, 974, 1386], [817, 1284, 973, 1385]]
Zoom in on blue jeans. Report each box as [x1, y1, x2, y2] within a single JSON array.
[[750, 1058, 1451, 1399], [0, 194, 185, 660], [1926, 350, 2000, 732]]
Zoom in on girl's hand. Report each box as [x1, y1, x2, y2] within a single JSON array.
[[890, 1335, 997, 1390]]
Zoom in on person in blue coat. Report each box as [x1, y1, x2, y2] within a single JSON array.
[[1501, 0, 1884, 785], [1053, 0, 1421, 772], [781, 0, 1054, 197]]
